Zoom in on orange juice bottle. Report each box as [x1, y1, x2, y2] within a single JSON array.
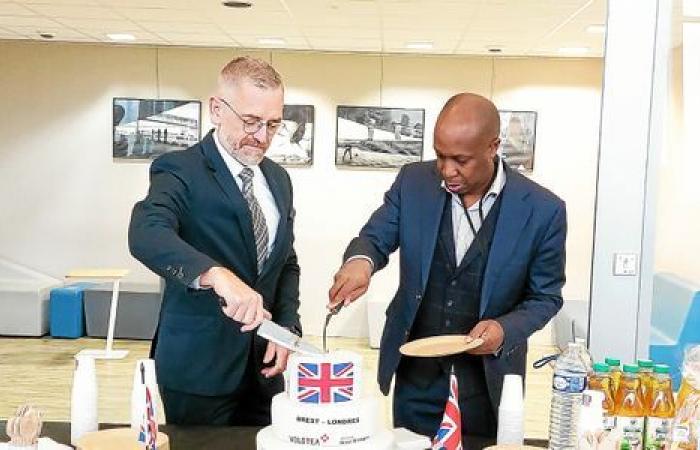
[[615, 364, 646, 450], [606, 357, 623, 394], [644, 364, 675, 450], [589, 362, 616, 430], [677, 372, 699, 412], [638, 359, 655, 412]]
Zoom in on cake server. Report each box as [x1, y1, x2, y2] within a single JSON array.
[[323, 302, 344, 352], [257, 319, 323, 355]]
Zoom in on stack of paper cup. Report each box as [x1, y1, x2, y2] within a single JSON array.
[[130, 359, 161, 431], [70, 355, 98, 446], [496, 374, 525, 446]]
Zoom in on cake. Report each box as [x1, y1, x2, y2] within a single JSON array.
[[256, 350, 394, 449]]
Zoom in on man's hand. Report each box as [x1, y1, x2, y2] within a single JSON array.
[[261, 341, 290, 378], [328, 259, 373, 310], [466, 320, 504, 355], [200, 266, 271, 332]]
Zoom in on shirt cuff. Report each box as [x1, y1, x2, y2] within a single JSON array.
[[189, 276, 202, 289], [345, 255, 375, 271]]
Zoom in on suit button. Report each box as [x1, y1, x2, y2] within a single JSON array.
[[415, 294, 422, 301]]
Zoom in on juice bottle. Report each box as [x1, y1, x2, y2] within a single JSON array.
[[606, 357, 623, 394], [615, 364, 646, 450], [667, 392, 699, 450], [588, 362, 616, 430], [677, 372, 700, 412], [638, 358, 655, 412], [645, 364, 675, 450]]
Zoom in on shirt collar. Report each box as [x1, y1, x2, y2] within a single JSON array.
[[213, 128, 261, 179], [440, 156, 507, 203]]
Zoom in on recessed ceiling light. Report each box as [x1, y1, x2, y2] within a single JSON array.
[[222, 1, 253, 7], [586, 24, 606, 34], [38, 32, 54, 39], [107, 33, 136, 41], [257, 37, 286, 46], [558, 46, 589, 55], [405, 41, 433, 50]]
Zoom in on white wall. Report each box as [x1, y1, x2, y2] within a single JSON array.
[[655, 29, 700, 284], [0, 41, 602, 340]]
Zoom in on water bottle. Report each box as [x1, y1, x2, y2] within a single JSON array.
[[548, 342, 589, 449]]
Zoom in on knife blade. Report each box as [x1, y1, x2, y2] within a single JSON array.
[[257, 319, 323, 355]]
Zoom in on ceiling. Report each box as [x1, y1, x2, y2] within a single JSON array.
[[0, 0, 607, 57]]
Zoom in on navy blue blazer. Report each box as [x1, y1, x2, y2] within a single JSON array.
[[129, 130, 300, 396], [344, 160, 566, 409]]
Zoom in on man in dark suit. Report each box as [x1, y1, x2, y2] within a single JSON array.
[[329, 93, 566, 444], [129, 57, 300, 426]]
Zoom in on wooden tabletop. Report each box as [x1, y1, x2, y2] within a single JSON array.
[[65, 269, 129, 279]]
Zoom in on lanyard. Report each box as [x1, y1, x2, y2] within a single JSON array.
[[461, 159, 499, 238]]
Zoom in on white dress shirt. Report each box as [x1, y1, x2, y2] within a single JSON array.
[[214, 130, 280, 257], [443, 157, 507, 265]]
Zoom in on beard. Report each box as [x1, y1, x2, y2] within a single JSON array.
[[220, 130, 267, 166]]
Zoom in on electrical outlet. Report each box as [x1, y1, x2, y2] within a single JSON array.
[[613, 253, 638, 276]]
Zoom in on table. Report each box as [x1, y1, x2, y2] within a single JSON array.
[[65, 269, 129, 359], [0, 421, 548, 449]]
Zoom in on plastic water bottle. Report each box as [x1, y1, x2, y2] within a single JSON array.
[[548, 342, 589, 449]]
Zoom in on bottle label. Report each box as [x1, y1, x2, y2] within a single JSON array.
[[602, 414, 616, 431], [671, 424, 691, 443], [616, 416, 644, 450], [645, 417, 672, 450], [552, 373, 587, 393]]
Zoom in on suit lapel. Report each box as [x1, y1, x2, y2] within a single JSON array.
[[420, 163, 447, 289], [480, 166, 533, 316], [200, 130, 257, 267], [258, 158, 290, 277]]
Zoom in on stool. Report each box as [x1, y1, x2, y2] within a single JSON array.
[[49, 283, 93, 338]]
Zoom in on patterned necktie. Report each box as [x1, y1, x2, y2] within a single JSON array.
[[238, 167, 269, 273]]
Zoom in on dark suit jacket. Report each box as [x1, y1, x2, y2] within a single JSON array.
[[129, 130, 300, 397], [344, 160, 566, 410]]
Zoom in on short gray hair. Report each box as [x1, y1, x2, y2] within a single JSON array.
[[219, 56, 283, 90]]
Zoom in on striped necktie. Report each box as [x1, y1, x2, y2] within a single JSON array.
[[239, 167, 269, 273]]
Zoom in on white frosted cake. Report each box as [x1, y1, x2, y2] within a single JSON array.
[[256, 351, 394, 449]]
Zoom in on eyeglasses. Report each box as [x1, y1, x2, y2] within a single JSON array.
[[217, 97, 287, 136]]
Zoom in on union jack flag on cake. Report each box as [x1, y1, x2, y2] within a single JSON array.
[[288, 351, 362, 405]]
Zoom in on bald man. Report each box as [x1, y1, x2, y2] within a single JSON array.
[[329, 93, 566, 444], [129, 57, 300, 425]]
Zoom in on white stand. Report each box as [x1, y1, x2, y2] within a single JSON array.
[[67, 269, 130, 360]]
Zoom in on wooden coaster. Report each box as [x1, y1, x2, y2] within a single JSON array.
[[76, 428, 169, 450], [399, 335, 484, 357]]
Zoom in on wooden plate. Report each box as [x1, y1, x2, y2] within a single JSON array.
[[399, 335, 484, 357], [76, 428, 169, 450]]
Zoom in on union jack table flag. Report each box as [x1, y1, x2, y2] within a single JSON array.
[[137, 385, 158, 449], [297, 361, 355, 404], [432, 368, 463, 450]]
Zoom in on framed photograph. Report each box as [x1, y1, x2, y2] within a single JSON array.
[[267, 105, 314, 167], [113, 97, 201, 160], [335, 106, 424, 169], [498, 110, 537, 172]]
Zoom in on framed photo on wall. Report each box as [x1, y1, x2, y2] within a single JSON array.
[[113, 97, 201, 160], [267, 104, 314, 167], [497, 110, 537, 172], [335, 105, 424, 169]]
